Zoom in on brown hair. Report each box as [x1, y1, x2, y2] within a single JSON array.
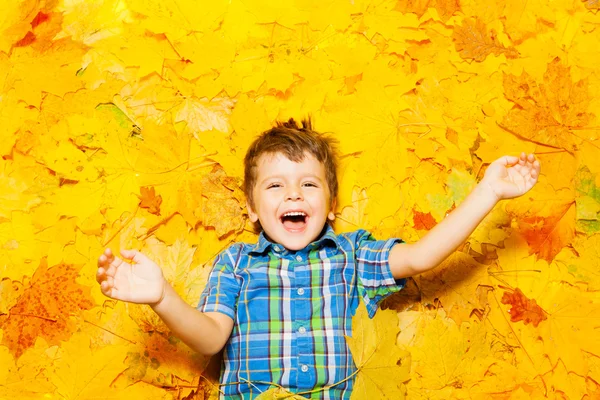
[[243, 117, 339, 209]]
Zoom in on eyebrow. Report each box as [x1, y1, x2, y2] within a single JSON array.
[[259, 174, 324, 185]]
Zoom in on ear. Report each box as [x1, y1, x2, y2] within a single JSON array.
[[328, 199, 336, 221], [246, 201, 259, 223]]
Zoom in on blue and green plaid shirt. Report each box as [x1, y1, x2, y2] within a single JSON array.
[[197, 225, 405, 399]]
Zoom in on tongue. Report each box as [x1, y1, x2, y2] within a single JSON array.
[[282, 218, 306, 231]]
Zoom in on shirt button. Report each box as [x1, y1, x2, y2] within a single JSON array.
[[274, 246, 281, 252], [301, 364, 309, 372], [296, 255, 302, 262], [297, 288, 305, 295], [298, 326, 306, 334]]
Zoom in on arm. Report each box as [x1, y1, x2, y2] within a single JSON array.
[[97, 249, 233, 355], [389, 152, 541, 279], [150, 283, 233, 356]]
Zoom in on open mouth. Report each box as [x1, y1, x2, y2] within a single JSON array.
[[280, 211, 308, 232]]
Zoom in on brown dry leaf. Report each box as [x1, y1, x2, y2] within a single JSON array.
[[582, 0, 600, 10], [500, 58, 594, 152], [500, 287, 548, 327], [346, 302, 410, 399], [452, 17, 518, 62], [0, 259, 95, 358]]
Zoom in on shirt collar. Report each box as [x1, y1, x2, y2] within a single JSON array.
[[248, 224, 340, 255]]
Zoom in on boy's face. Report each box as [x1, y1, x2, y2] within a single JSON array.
[[247, 152, 335, 251]]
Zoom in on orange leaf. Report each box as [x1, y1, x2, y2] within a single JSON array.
[[0, 259, 95, 358], [517, 201, 576, 263], [452, 17, 518, 62], [501, 287, 547, 327], [139, 186, 162, 216], [412, 209, 437, 230]]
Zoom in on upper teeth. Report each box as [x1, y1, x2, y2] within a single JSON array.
[[283, 212, 306, 217]]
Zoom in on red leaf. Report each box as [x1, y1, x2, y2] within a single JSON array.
[[501, 287, 547, 327]]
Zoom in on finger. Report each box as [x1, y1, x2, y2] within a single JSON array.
[[530, 168, 537, 178], [519, 152, 527, 165], [96, 267, 105, 284], [100, 280, 113, 297], [105, 248, 114, 261]]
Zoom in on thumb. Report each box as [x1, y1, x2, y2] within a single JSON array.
[[120, 249, 148, 264], [495, 155, 519, 167]]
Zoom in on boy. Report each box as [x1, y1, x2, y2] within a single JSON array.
[[96, 118, 540, 399]]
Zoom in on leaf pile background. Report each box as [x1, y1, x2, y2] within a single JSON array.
[[1, 0, 599, 398]]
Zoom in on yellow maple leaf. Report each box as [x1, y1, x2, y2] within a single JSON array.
[[255, 387, 308, 399], [0, 337, 56, 399], [418, 250, 490, 324], [197, 165, 246, 238], [346, 301, 410, 399], [452, 17, 518, 62], [44, 332, 129, 399]]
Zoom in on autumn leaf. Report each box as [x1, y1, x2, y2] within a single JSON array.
[[346, 301, 410, 399], [255, 387, 307, 399], [394, 0, 431, 18], [0, 278, 24, 314], [434, 0, 461, 21], [412, 209, 437, 230], [199, 165, 246, 238], [138, 186, 162, 216], [500, 287, 547, 327], [500, 58, 594, 151], [44, 332, 130, 399], [452, 17, 518, 62], [418, 250, 491, 324], [0, 259, 95, 358], [505, 180, 576, 263], [575, 166, 600, 234], [582, 0, 600, 10]]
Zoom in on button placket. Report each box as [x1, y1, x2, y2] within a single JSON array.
[[293, 254, 311, 386]]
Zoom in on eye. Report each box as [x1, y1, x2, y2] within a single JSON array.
[[267, 183, 282, 189], [302, 182, 317, 187]]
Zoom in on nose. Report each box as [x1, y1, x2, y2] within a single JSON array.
[[285, 186, 303, 201]]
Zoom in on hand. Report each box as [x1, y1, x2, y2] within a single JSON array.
[[481, 152, 541, 201], [96, 248, 166, 305]]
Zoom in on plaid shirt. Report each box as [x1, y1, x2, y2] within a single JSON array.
[[197, 225, 405, 399]]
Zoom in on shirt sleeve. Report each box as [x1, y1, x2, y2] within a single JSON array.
[[354, 229, 406, 318], [197, 245, 242, 320]]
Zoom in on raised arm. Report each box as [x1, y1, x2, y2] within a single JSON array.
[[389, 152, 540, 279], [97, 248, 233, 355]]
